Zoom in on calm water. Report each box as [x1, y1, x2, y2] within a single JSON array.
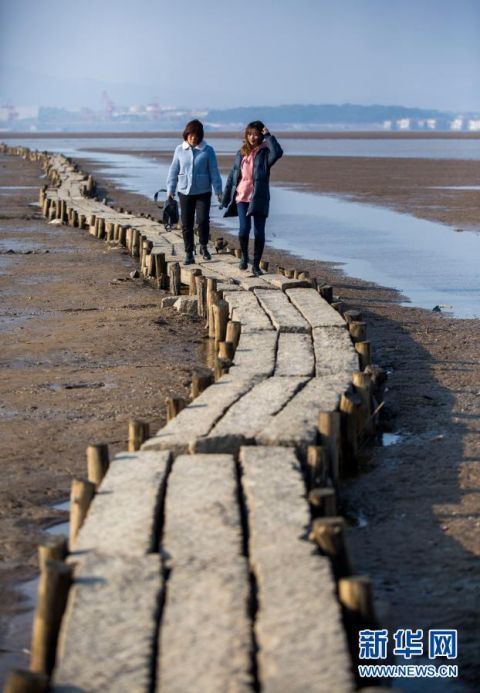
[[4, 135, 480, 159], [70, 150, 480, 319]]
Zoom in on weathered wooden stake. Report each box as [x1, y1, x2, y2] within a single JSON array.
[[168, 262, 181, 295], [69, 479, 95, 546], [225, 320, 241, 349], [355, 340, 372, 370], [319, 284, 333, 302], [306, 445, 329, 490], [4, 670, 49, 693], [213, 299, 229, 344], [310, 516, 352, 579], [338, 575, 375, 624], [191, 370, 214, 399], [189, 268, 202, 296], [308, 487, 337, 518], [318, 411, 341, 484], [218, 341, 235, 361], [128, 420, 150, 451], [166, 397, 188, 421], [195, 275, 207, 317], [30, 559, 74, 676], [38, 536, 68, 574], [352, 371, 374, 436], [86, 443, 110, 486], [339, 392, 363, 472], [344, 309, 363, 324], [349, 321, 367, 343], [259, 260, 269, 272]]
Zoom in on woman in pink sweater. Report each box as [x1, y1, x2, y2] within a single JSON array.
[[222, 121, 283, 275]]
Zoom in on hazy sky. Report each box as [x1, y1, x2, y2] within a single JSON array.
[[1, 0, 479, 112]]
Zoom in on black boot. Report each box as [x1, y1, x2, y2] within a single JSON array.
[[183, 252, 194, 265], [201, 245, 211, 260], [252, 263, 263, 276], [239, 235, 249, 270]]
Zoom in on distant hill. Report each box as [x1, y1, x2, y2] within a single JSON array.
[[204, 103, 462, 130]]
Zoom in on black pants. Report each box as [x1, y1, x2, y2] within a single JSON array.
[[178, 192, 211, 254]]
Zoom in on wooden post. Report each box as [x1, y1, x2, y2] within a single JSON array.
[[69, 479, 95, 547], [131, 228, 140, 257], [234, 248, 242, 259], [338, 575, 375, 624], [310, 516, 352, 579], [86, 443, 110, 486], [4, 670, 49, 692], [154, 252, 168, 289], [355, 341, 372, 370], [30, 560, 74, 675], [38, 536, 68, 574], [352, 371, 373, 437], [331, 300, 345, 316], [318, 411, 341, 484], [128, 420, 150, 451], [215, 356, 231, 380], [349, 321, 367, 343], [284, 269, 295, 279], [119, 225, 128, 247], [191, 370, 214, 399], [306, 445, 329, 490], [344, 309, 363, 324], [208, 303, 216, 339], [339, 392, 363, 474], [195, 275, 207, 317], [225, 320, 241, 349], [189, 268, 202, 296], [166, 397, 187, 421], [259, 260, 269, 272], [168, 262, 181, 295], [213, 299, 229, 344], [218, 341, 235, 361], [308, 487, 337, 518], [277, 266, 285, 275], [206, 277, 217, 311]]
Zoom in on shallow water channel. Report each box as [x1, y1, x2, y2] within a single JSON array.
[[73, 150, 480, 319]]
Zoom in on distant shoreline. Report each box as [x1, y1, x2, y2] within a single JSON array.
[[2, 130, 480, 140]]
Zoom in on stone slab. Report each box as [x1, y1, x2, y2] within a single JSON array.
[[210, 261, 271, 289], [275, 332, 315, 377], [53, 553, 161, 693], [231, 331, 278, 377], [313, 326, 359, 377], [286, 288, 345, 328], [193, 377, 308, 454], [261, 274, 312, 291], [256, 374, 351, 451], [239, 446, 354, 693], [254, 289, 310, 333], [225, 291, 274, 332], [158, 454, 251, 692], [72, 450, 171, 557], [142, 374, 258, 454]]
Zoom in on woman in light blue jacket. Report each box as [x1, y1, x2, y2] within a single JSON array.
[[166, 119, 223, 265]]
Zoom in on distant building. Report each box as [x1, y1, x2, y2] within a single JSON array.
[[467, 119, 480, 131], [396, 118, 411, 130], [450, 117, 463, 130]]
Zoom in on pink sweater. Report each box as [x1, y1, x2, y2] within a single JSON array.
[[235, 143, 267, 203]]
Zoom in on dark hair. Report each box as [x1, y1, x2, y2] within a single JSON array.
[[183, 119, 204, 142], [241, 120, 265, 156]]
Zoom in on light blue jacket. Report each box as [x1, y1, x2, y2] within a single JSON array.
[[166, 140, 223, 196]]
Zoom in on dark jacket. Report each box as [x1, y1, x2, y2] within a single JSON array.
[[222, 134, 283, 218]]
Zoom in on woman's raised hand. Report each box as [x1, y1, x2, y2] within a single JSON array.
[[262, 127, 270, 135]]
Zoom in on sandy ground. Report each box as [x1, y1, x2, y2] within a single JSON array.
[[0, 141, 479, 689]]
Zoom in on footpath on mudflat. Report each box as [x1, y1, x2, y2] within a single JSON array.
[[2, 144, 387, 693]]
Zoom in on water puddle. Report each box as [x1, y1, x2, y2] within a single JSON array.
[[68, 150, 479, 319], [380, 432, 403, 447]]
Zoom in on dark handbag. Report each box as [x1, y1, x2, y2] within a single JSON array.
[[154, 190, 179, 229]]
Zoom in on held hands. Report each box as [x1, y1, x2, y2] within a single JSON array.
[[217, 192, 223, 207]]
